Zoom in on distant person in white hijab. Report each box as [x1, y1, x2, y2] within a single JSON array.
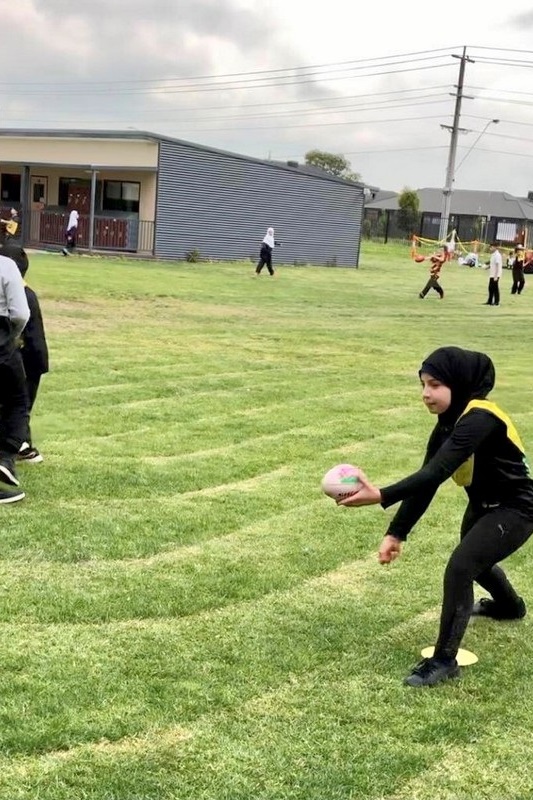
[[62, 209, 79, 256], [255, 227, 281, 276]]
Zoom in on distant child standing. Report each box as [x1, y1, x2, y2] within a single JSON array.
[[511, 244, 525, 295], [62, 209, 79, 256], [485, 243, 502, 306], [1, 245, 48, 463], [419, 246, 446, 299], [255, 227, 281, 276]]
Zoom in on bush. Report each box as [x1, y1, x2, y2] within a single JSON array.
[[185, 248, 201, 263]]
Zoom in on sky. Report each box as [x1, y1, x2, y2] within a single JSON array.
[[3, 0, 533, 196]]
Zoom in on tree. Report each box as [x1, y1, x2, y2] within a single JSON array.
[[397, 188, 420, 237], [304, 149, 361, 182]]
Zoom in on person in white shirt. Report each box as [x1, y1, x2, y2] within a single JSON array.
[[485, 243, 503, 306], [0, 253, 30, 501]]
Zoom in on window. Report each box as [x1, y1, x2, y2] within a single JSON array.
[[1, 173, 21, 202], [103, 181, 140, 213], [33, 182, 46, 203]]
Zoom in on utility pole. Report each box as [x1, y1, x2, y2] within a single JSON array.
[[438, 46, 475, 241]]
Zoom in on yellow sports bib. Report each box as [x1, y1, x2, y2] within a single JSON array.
[[452, 400, 526, 487]]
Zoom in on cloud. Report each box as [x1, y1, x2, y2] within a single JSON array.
[[1, 0, 325, 128], [507, 10, 533, 27], [3, 0, 284, 80]]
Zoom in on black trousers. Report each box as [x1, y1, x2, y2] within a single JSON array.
[[65, 228, 77, 253], [256, 245, 274, 275], [511, 266, 525, 294], [434, 504, 533, 660], [0, 350, 30, 455], [25, 373, 41, 447], [487, 277, 500, 305], [419, 276, 443, 298]]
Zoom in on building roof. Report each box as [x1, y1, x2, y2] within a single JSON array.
[[365, 188, 533, 220], [0, 128, 364, 189]]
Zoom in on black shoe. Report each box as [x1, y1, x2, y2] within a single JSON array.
[[0, 488, 25, 504], [418, 293, 425, 299], [471, 596, 526, 620], [403, 657, 460, 687], [0, 456, 19, 487], [17, 444, 43, 464]]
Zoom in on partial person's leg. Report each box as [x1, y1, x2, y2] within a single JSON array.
[[0, 352, 30, 485], [434, 508, 533, 660], [18, 374, 43, 462], [419, 279, 432, 298]]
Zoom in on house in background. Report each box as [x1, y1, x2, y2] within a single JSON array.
[[0, 129, 365, 266], [364, 188, 533, 245]]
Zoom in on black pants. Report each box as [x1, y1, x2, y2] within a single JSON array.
[[511, 266, 525, 294], [256, 245, 274, 275], [25, 373, 41, 447], [487, 277, 500, 305], [64, 228, 77, 253], [434, 504, 533, 660], [0, 350, 30, 455], [419, 277, 443, 298]]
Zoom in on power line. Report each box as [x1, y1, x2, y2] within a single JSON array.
[[0, 47, 461, 88], [0, 84, 454, 119], [0, 94, 453, 126], [0, 61, 454, 97], [468, 85, 533, 98], [471, 56, 533, 69], [166, 113, 448, 133]]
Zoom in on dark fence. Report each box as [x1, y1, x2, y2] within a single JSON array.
[[28, 211, 154, 253]]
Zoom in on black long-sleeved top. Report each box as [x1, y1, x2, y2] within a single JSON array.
[[381, 400, 533, 540], [21, 285, 49, 377]]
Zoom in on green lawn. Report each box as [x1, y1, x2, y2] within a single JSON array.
[[2, 242, 533, 799]]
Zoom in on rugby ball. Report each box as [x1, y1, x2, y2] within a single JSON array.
[[321, 464, 361, 501]]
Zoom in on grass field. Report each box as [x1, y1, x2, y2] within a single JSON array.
[[2, 241, 533, 799]]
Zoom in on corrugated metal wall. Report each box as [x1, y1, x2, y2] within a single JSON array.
[[155, 140, 363, 266]]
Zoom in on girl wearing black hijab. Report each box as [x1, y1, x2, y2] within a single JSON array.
[[339, 346, 533, 687]]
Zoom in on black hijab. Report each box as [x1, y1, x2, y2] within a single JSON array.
[[419, 346, 495, 428], [0, 244, 29, 277]]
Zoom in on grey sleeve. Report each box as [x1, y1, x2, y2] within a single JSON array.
[[3, 261, 30, 337]]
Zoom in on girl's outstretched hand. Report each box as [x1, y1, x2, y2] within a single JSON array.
[[336, 468, 382, 507]]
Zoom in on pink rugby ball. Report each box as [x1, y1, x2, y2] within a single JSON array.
[[321, 464, 361, 501]]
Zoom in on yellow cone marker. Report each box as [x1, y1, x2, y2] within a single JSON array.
[[421, 646, 478, 666]]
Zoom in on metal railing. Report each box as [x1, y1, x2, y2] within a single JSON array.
[[27, 210, 154, 253]]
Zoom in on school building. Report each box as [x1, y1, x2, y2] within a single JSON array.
[[0, 129, 365, 266]]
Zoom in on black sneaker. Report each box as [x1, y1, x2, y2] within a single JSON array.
[[403, 657, 460, 688], [17, 445, 43, 464], [0, 456, 19, 487], [0, 488, 25, 504], [471, 597, 526, 620]]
